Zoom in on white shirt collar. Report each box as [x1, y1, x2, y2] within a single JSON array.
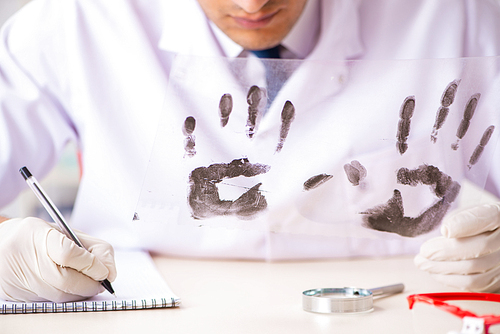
[[211, 0, 320, 59]]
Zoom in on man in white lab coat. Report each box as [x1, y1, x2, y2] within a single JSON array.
[[0, 0, 500, 302]]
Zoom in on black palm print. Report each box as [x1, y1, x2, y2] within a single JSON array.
[[183, 81, 495, 237], [185, 86, 294, 220]]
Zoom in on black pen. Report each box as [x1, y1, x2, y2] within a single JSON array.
[[19, 166, 115, 296]]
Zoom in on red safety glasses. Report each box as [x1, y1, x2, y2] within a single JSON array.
[[408, 293, 500, 334]]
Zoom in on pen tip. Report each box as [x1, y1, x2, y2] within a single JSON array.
[[19, 166, 32, 180]]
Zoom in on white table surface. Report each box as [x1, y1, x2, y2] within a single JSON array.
[[2, 253, 458, 334]]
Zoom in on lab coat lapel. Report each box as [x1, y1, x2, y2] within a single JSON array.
[[265, 0, 364, 120]]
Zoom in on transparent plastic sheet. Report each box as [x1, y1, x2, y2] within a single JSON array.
[[134, 55, 500, 243]]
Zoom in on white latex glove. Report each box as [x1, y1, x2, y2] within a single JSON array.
[[415, 203, 500, 292], [0, 217, 117, 302]]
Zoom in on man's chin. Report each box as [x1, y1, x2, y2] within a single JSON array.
[[227, 31, 284, 51]]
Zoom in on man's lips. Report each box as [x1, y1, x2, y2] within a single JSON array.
[[231, 11, 279, 29]]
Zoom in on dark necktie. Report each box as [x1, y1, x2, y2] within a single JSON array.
[[251, 45, 281, 59], [250, 46, 284, 107]]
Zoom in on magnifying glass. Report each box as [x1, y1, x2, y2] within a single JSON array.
[[302, 283, 405, 314]]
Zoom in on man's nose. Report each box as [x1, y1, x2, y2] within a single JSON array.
[[232, 0, 270, 13]]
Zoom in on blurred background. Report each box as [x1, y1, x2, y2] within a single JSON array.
[[0, 0, 29, 24], [0, 0, 80, 220]]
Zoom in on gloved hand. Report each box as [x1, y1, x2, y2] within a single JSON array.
[[414, 203, 500, 292], [0, 217, 117, 302]]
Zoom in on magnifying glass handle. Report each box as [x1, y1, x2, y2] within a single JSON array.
[[369, 283, 405, 298]]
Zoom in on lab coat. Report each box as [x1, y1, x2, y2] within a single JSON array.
[[1, 0, 500, 260]]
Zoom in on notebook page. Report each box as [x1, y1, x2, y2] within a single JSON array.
[[0, 250, 180, 313]]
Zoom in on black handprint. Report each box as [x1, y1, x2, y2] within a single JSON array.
[[186, 85, 296, 220], [353, 81, 495, 237]]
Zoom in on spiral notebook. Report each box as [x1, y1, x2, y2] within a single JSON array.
[[0, 250, 180, 314]]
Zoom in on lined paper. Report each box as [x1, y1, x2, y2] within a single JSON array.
[[0, 250, 180, 314]]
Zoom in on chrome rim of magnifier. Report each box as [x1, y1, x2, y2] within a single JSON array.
[[302, 284, 405, 314]]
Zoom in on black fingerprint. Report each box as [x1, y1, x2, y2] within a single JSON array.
[[219, 94, 233, 127], [183, 116, 196, 157], [468, 125, 495, 169], [431, 107, 450, 143], [344, 160, 367, 186], [276, 101, 296, 153], [246, 86, 264, 138], [430, 80, 460, 143], [396, 96, 415, 155], [452, 93, 481, 150], [441, 79, 460, 107], [303, 174, 333, 191]]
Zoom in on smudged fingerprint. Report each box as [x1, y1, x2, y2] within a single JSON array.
[[396, 96, 415, 155], [452, 93, 481, 150], [431, 80, 460, 143], [246, 86, 265, 138], [397, 165, 456, 197], [303, 173, 333, 191], [183, 116, 196, 157], [362, 165, 460, 237], [276, 101, 296, 153], [343, 160, 367, 186], [468, 125, 495, 169], [219, 93, 233, 127], [188, 158, 271, 219]]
